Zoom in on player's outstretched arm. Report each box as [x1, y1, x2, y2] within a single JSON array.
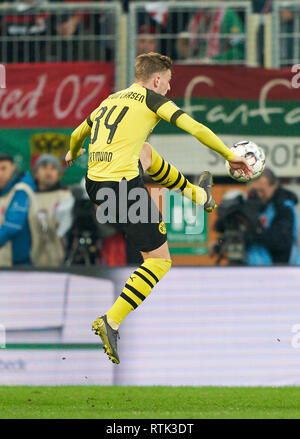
[[65, 119, 91, 167], [156, 102, 253, 178]]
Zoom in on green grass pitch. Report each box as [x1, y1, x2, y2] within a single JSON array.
[[1, 386, 300, 419]]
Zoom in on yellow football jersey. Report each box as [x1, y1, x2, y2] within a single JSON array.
[[70, 83, 235, 182]]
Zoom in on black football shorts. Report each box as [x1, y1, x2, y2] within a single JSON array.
[[85, 169, 167, 253]]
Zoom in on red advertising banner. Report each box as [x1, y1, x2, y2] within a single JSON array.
[[1, 63, 299, 130], [170, 65, 300, 101], [0, 62, 114, 128]]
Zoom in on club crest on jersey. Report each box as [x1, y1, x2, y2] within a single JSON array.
[[158, 221, 167, 235]]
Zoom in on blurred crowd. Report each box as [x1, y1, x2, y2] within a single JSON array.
[[0, 0, 296, 66], [0, 152, 299, 268], [0, 152, 143, 267]]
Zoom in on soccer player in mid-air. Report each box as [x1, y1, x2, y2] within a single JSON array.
[[65, 53, 252, 364]]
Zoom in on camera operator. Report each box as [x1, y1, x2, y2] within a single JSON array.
[[213, 189, 263, 265], [32, 154, 75, 267], [246, 169, 300, 266], [213, 168, 300, 266]]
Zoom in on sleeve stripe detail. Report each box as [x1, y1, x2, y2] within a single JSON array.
[[145, 88, 169, 113], [179, 178, 188, 192], [170, 109, 185, 125], [148, 159, 165, 178], [151, 100, 165, 113], [86, 115, 93, 127], [154, 163, 171, 184], [166, 171, 183, 189]]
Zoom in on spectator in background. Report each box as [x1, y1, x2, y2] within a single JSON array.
[[246, 169, 300, 266], [55, 0, 114, 61], [137, 25, 157, 55], [0, 153, 38, 266], [176, 0, 244, 63], [254, 0, 294, 66], [32, 154, 74, 267], [136, 1, 190, 59]]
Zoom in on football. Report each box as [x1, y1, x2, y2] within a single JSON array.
[[225, 140, 266, 182]]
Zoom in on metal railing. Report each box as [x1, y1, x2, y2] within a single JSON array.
[[0, 1, 294, 83], [272, 0, 300, 67], [0, 2, 122, 67], [128, 1, 253, 82]]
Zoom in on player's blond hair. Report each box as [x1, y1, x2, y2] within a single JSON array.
[[135, 52, 172, 81]]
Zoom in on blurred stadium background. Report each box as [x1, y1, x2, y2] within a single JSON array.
[[0, 0, 300, 402]]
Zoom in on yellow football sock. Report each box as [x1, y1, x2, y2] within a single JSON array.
[[147, 144, 207, 205], [106, 258, 172, 327]]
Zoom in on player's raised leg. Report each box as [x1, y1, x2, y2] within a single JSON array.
[[140, 142, 216, 212]]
